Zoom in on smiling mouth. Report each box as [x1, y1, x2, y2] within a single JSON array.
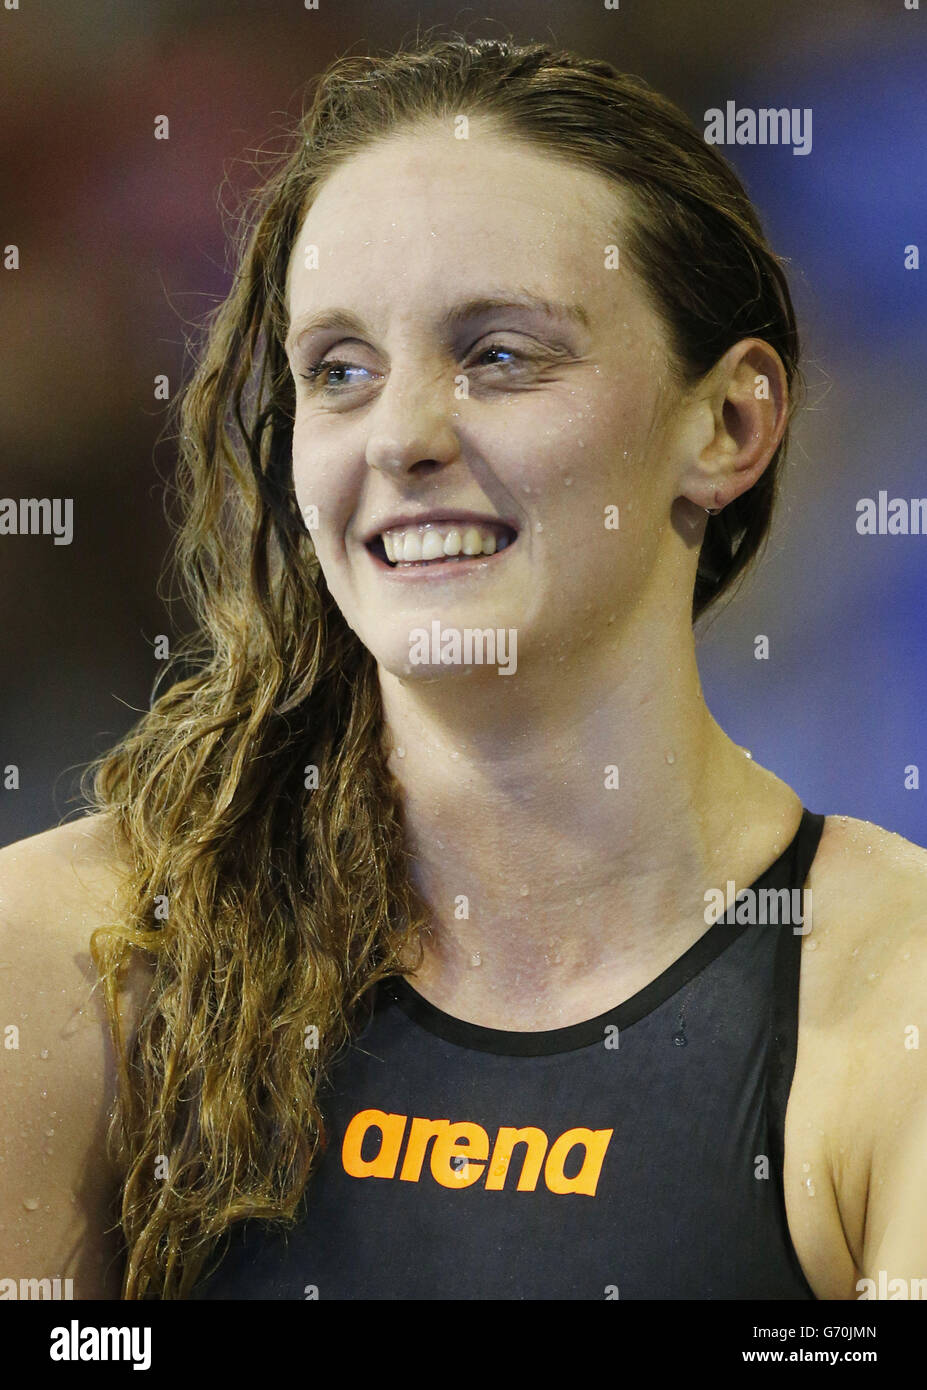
[[367, 521, 518, 569]]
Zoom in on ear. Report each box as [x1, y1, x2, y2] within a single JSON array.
[[674, 339, 789, 513]]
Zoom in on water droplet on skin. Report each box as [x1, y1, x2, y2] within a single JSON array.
[[802, 1163, 811, 1172], [44, 1129, 54, 1138], [450, 751, 459, 760], [563, 476, 573, 486], [22, 1197, 40, 1211], [519, 885, 530, 896], [534, 521, 543, 533], [805, 1180, 816, 1196], [664, 750, 676, 765], [395, 747, 405, 758], [39, 1050, 49, 1060], [805, 940, 817, 951], [470, 952, 482, 968]]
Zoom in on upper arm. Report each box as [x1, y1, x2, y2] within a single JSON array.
[[0, 816, 144, 1299], [858, 908, 927, 1295], [831, 826, 927, 1296]]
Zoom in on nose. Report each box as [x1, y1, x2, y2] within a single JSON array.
[[365, 362, 460, 478]]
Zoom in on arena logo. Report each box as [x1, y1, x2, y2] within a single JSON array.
[[408, 621, 517, 675], [856, 491, 927, 535], [703, 102, 812, 156], [703, 884, 812, 933], [341, 1108, 613, 1195], [0, 496, 73, 545]]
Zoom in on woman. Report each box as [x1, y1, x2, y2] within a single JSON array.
[[2, 35, 926, 1302]]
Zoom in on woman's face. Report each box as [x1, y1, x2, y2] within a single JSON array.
[[285, 124, 688, 680]]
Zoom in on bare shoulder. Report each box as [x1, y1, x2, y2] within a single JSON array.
[[786, 812, 927, 1296], [803, 812, 927, 1010], [0, 812, 153, 1299]]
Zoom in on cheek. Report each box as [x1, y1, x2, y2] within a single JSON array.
[[291, 423, 352, 546]]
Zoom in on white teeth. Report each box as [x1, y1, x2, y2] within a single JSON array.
[[379, 520, 511, 565], [421, 530, 446, 561]]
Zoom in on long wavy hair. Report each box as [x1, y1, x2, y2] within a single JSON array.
[[83, 32, 802, 1298]]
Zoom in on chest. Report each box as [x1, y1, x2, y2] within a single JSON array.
[[195, 940, 816, 1301]]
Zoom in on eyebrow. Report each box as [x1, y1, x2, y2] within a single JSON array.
[[284, 290, 591, 353]]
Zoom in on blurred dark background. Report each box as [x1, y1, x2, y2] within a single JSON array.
[[1, 0, 924, 847]]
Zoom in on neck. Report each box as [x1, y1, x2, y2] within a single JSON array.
[[378, 602, 802, 1026]]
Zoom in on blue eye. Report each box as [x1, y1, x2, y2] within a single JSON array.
[[300, 359, 370, 393], [298, 342, 534, 396], [474, 344, 527, 367]]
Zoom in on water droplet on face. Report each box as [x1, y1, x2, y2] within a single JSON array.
[[804, 1179, 816, 1196], [39, 1050, 49, 1060], [805, 940, 817, 951], [22, 1196, 40, 1211], [395, 746, 405, 758], [563, 476, 573, 486], [664, 750, 676, 765], [470, 952, 482, 968]]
